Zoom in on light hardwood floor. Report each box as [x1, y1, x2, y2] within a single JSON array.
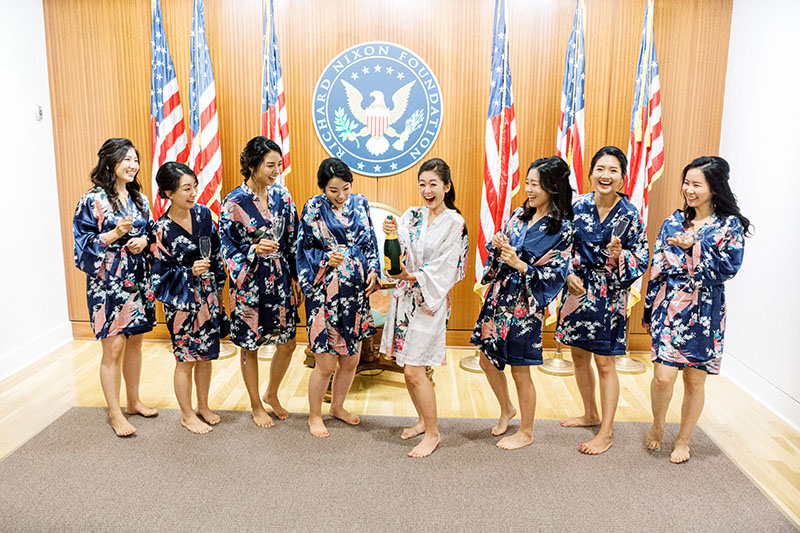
[[1, 340, 798, 528]]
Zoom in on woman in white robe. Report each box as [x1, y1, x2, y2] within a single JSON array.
[[380, 158, 469, 458]]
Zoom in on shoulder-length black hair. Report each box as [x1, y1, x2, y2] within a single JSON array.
[[89, 138, 145, 215], [418, 158, 460, 214], [240, 136, 282, 180], [155, 162, 197, 199], [520, 156, 574, 234], [681, 156, 752, 236], [317, 157, 353, 189]]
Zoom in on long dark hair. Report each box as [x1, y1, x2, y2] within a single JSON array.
[[681, 156, 752, 236], [589, 145, 628, 189], [240, 136, 282, 180], [90, 138, 145, 214], [418, 158, 460, 214], [520, 156, 574, 234]]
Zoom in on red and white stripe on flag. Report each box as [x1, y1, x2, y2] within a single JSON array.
[[188, 84, 223, 220], [150, 0, 189, 220], [556, 0, 586, 197], [625, 0, 664, 308], [549, 0, 587, 324], [261, 0, 290, 185], [188, 0, 222, 221], [475, 0, 520, 298]]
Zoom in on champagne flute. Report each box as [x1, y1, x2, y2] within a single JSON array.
[[601, 216, 631, 257], [325, 235, 347, 266], [266, 216, 285, 259], [496, 231, 510, 264], [199, 236, 212, 279]]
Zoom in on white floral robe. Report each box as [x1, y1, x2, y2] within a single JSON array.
[[379, 207, 469, 366]]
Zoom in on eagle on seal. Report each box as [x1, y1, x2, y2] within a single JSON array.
[[340, 79, 416, 156]]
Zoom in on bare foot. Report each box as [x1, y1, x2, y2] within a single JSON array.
[[251, 405, 275, 428], [196, 408, 221, 425], [579, 433, 613, 455], [125, 402, 158, 418], [401, 421, 425, 440], [110, 413, 136, 437], [182, 414, 213, 434], [329, 407, 360, 425], [497, 430, 533, 450], [492, 407, 517, 436], [644, 423, 664, 451], [308, 415, 330, 438], [560, 414, 600, 427], [670, 440, 691, 463], [408, 433, 440, 458], [263, 393, 289, 420]]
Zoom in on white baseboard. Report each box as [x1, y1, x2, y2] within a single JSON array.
[[723, 351, 800, 434], [0, 321, 72, 383]]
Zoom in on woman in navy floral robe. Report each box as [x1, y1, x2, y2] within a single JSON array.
[[220, 137, 302, 428], [72, 138, 157, 437], [297, 158, 380, 438], [643, 156, 749, 464], [472, 156, 574, 450], [556, 146, 650, 455], [152, 162, 227, 434]]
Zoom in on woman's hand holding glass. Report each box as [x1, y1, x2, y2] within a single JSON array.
[[499, 244, 526, 273], [602, 216, 630, 259], [667, 232, 695, 250], [605, 236, 623, 259], [327, 247, 345, 267], [325, 236, 347, 268], [104, 216, 133, 245], [255, 239, 277, 257], [264, 218, 284, 259], [192, 258, 211, 276], [491, 231, 509, 251]]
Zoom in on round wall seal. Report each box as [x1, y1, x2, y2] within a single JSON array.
[[312, 41, 443, 177]]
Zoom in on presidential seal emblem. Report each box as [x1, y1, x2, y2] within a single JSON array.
[[312, 41, 443, 177]]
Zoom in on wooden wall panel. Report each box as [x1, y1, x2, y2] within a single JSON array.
[[44, 0, 732, 348]]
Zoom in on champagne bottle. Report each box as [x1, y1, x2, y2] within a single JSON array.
[[384, 215, 402, 276]]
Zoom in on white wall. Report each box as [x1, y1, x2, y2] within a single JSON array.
[[0, 1, 71, 382], [720, 0, 800, 430]]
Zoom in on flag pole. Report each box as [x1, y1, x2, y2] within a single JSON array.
[[461, 0, 509, 374], [616, 0, 656, 375], [541, 0, 585, 377]]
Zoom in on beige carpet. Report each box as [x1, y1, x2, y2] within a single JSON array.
[[0, 407, 793, 532]]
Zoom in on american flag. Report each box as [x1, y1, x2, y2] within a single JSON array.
[[150, 0, 189, 220], [547, 0, 586, 325], [625, 0, 664, 307], [261, 0, 290, 184], [475, 0, 520, 296], [556, 0, 586, 195], [188, 0, 223, 220]]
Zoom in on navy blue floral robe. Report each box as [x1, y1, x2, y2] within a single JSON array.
[[73, 188, 156, 339], [220, 182, 300, 350], [296, 193, 380, 356], [471, 208, 575, 370], [151, 204, 227, 362], [555, 193, 650, 355], [643, 211, 745, 374]]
